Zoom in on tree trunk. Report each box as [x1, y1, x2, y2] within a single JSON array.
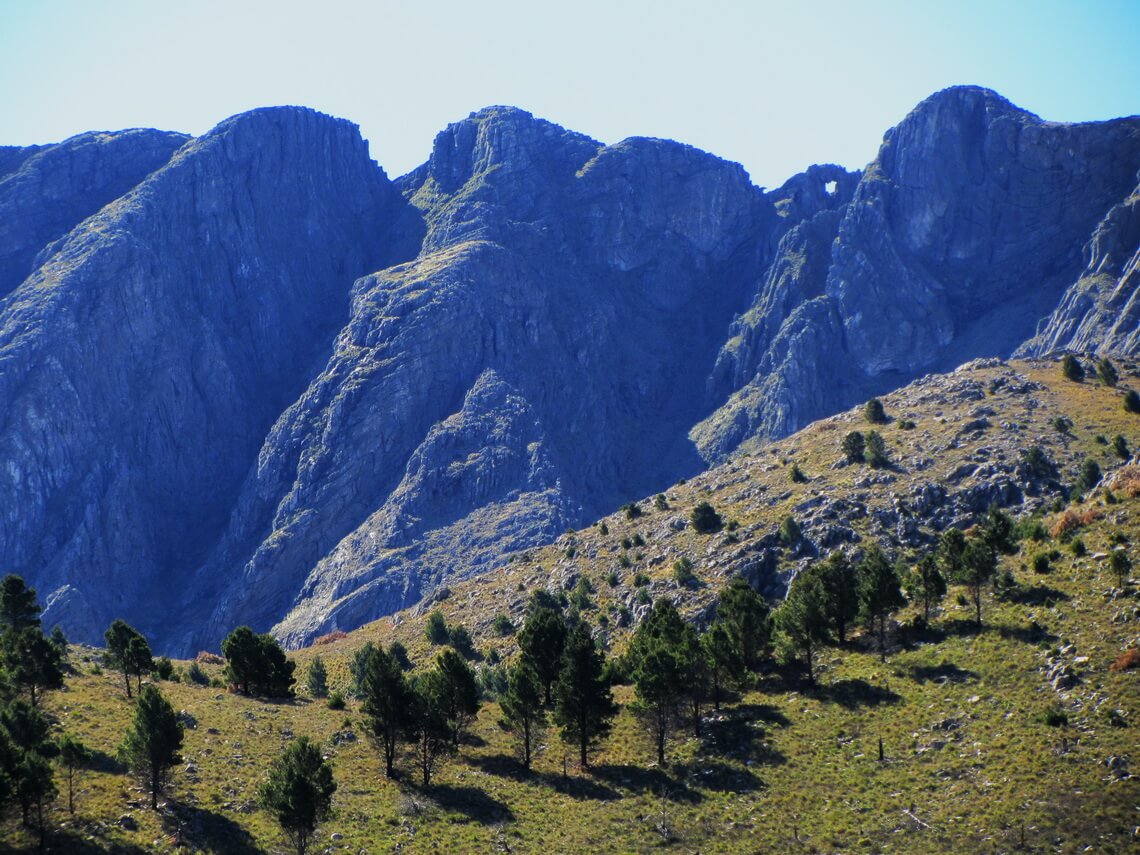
[[656, 707, 666, 766], [692, 697, 701, 739], [879, 614, 887, 662], [974, 585, 983, 628], [67, 766, 74, 813], [805, 643, 815, 685], [151, 765, 159, 809], [579, 736, 589, 770], [123, 670, 132, 698]]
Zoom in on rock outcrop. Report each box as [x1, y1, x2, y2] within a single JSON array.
[[694, 87, 1140, 459]]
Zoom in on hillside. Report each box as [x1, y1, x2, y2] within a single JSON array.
[[4, 356, 1139, 853], [1, 89, 1138, 654]]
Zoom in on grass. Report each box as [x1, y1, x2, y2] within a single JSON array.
[[4, 357, 1140, 851]]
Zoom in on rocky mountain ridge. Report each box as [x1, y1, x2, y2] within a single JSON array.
[[1, 88, 1138, 653]]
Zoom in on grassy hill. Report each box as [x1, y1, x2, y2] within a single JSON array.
[[4, 357, 1140, 853]]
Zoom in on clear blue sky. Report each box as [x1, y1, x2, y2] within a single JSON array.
[[1, 0, 1137, 189]]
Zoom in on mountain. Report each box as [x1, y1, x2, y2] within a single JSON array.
[[1, 88, 1138, 653]]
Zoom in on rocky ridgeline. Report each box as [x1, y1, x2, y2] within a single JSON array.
[[1, 88, 1139, 654]]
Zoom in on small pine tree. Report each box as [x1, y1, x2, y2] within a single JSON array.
[[119, 685, 183, 809], [406, 669, 455, 786], [775, 570, 831, 684], [425, 611, 449, 645], [1125, 389, 1140, 414], [1113, 434, 1130, 459], [104, 619, 149, 699], [1061, 354, 1085, 382], [359, 645, 412, 779], [222, 626, 296, 698], [57, 733, 91, 814], [553, 622, 618, 769], [518, 607, 567, 706], [958, 537, 998, 628], [690, 502, 723, 534], [1111, 550, 1132, 588], [701, 622, 743, 710], [499, 661, 546, 769], [3, 626, 63, 706], [907, 553, 947, 623], [306, 657, 328, 699], [259, 736, 336, 855], [856, 545, 906, 661], [717, 577, 770, 670], [1097, 357, 1118, 387], [817, 551, 859, 643], [778, 515, 801, 546], [842, 431, 865, 464], [864, 397, 887, 424], [1074, 458, 1102, 495], [865, 430, 889, 469]]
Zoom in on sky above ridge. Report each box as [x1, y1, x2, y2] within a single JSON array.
[[1, 0, 1137, 190]]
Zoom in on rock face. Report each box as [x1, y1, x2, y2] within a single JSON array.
[[694, 87, 1140, 459], [0, 107, 417, 646], [1017, 177, 1140, 356], [2, 88, 1139, 652]]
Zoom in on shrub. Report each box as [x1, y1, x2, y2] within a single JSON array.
[[1097, 357, 1118, 387], [195, 651, 225, 665], [1109, 648, 1140, 672], [673, 557, 695, 585], [865, 431, 889, 469], [632, 533, 645, 547], [1052, 416, 1073, 434], [1031, 553, 1052, 574], [635, 588, 652, 605], [327, 691, 346, 710], [1042, 706, 1069, 727], [633, 572, 650, 588], [153, 656, 175, 681], [1061, 354, 1084, 382], [898, 418, 916, 430], [864, 398, 887, 424], [789, 463, 807, 483], [619, 554, 632, 568], [605, 571, 619, 587], [186, 661, 209, 686], [654, 494, 668, 511], [1125, 389, 1140, 413], [1113, 435, 1130, 459], [622, 502, 643, 520], [313, 630, 348, 646], [778, 515, 801, 545], [448, 625, 477, 659], [1074, 458, 1102, 494], [492, 614, 515, 636], [598, 521, 609, 536], [1069, 538, 1086, 557], [691, 502, 723, 534], [425, 611, 449, 645], [842, 431, 865, 464], [1021, 445, 1055, 479]]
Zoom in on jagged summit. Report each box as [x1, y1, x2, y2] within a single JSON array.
[[2, 88, 1139, 653]]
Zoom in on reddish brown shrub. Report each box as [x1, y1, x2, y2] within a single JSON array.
[[1109, 648, 1140, 672], [195, 651, 225, 665], [313, 630, 349, 646]]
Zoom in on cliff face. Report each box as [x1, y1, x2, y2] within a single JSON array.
[[3, 89, 1138, 653], [190, 108, 779, 648], [0, 108, 416, 646], [694, 87, 1140, 459]]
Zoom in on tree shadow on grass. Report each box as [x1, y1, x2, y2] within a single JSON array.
[[810, 678, 901, 710], [466, 753, 620, 801], [165, 801, 261, 855], [590, 764, 703, 804], [86, 746, 126, 774], [681, 758, 766, 794], [428, 784, 515, 824], [1004, 584, 1071, 606], [41, 829, 151, 855], [997, 621, 1057, 645], [909, 662, 979, 684], [702, 708, 787, 768]]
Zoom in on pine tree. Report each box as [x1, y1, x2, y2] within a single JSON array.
[[126, 634, 154, 696], [433, 648, 480, 748], [57, 733, 91, 814], [817, 551, 859, 643], [499, 661, 546, 769], [104, 619, 149, 699], [0, 575, 41, 633], [119, 685, 184, 809], [842, 431, 865, 464], [628, 600, 687, 764], [518, 606, 567, 706], [959, 537, 998, 628], [865, 430, 889, 469], [907, 553, 947, 623], [701, 622, 742, 710], [1097, 357, 1119, 387], [1061, 354, 1085, 382], [406, 669, 455, 786], [716, 577, 770, 670], [0, 699, 56, 829], [856, 545, 906, 661], [3, 627, 63, 706], [259, 736, 336, 855], [306, 657, 328, 699], [359, 644, 412, 778], [222, 626, 296, 698], [553, 622, 618, 769], [775, 570, 831, 684]]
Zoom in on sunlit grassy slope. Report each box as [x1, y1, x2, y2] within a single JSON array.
[[4, 358, 1140, 853]]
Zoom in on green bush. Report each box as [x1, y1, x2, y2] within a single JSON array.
[[153, 656, 175, 681], [1061, 354, 1084, 382], [1097, 357, 1118, 387], [327, 691, 346, 710], [673, 557, 695, 585], [1125, 389, 1140, 414], [842, 431, 865, 464], [864, 398, 887, 424], [690, 502, 723, 534], [492, 614, 515, 637], [789, 463, 807, 483]]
